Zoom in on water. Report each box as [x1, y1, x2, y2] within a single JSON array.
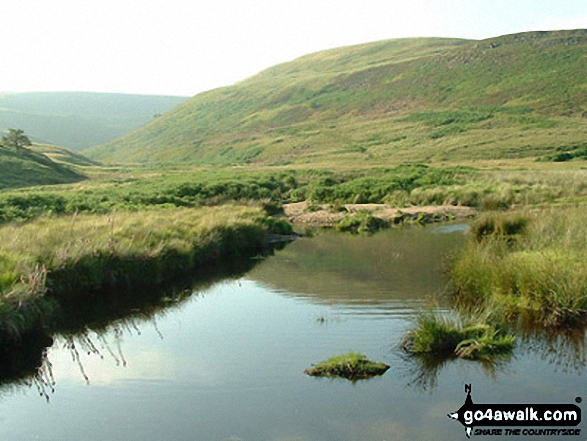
[[0, 225, 585, 440]]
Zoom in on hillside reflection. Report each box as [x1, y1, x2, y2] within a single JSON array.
[[247, 226, 468, 306]]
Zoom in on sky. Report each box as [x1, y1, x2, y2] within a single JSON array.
[[1, 0, 586, 97]]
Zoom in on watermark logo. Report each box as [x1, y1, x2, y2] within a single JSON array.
[[448, 385, 582, 438]]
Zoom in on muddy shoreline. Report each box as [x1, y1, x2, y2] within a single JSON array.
[[283, 201, 477, 227]]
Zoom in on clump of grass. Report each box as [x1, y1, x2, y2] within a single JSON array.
[[304, 352, 390, 380], [450, 207, 587, 328], [401, 311, 515, 361], [0, 292, 59, 347], [260, 217, 294, 235], [336, 211, 388, 234], [470, 212, 528, 242]]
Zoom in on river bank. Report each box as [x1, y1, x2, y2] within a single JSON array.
[[283, 200, 477, 227], [0, 205, 277, 347]]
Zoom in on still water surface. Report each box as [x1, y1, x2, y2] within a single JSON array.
[[1, 225, 585, 440]]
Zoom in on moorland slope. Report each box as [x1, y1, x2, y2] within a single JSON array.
[[87, 30, 587, 166]]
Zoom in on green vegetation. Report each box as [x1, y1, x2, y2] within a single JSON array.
[[3, 164, 586, 226], [0, 205, 273, 345], [450, 207, 587, 328], [0, 165, 471, 223], [401, 311, 515, 361], [30, 143, 99, 167], [402, 205, 587, 369], [1, 129, 32, 153], [336, 211, 388, 234], [304, 352, 390, 380], [306, 165, 472, 205], [469, 211, 528, 242], [86, 30, 587, 167], [2, 30, 587, 376], [0, 129, 85, 190], [537, 143, 587, 162]]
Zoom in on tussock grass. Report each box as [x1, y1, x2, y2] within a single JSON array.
[[304, 352, 390, 380], [335, 211, 389, 234], [1, 166, 585, 226], [451, 207, 587, 328], [401, 311, 515, 361], [409, 168, 587, 209]]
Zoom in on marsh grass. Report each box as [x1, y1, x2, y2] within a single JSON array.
[[304, 352, 390, 380], [401, 310, 515, 361], [470, 211, 528, 242], [0, 205, 271, 344], [335, 211, 389, 234], [450, 207, 587, 328], [408, 168, 587, 209], [1, 166, 585, 227]]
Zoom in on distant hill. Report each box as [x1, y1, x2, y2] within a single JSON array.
[[0, 145, 85, 189], [86, 30, 587, 166], [0, 92, 188, 150]]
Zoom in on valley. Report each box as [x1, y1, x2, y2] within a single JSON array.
[[1, 28, 586, 441]]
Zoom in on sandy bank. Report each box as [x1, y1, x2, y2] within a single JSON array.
[[283, 201, 476, 227]]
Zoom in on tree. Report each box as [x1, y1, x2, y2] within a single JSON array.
[[1, 128, 32, 153]]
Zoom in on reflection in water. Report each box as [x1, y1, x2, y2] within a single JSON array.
[[61, 325, 130, 385], [520, 326, 587, 373], [0, 331, 55, 401], [0, 225, 586, 441], [0, 249, 264, 395], [403, 322, 587, 391], [404, 352, 513, 392], [248, 226, 467, 308]]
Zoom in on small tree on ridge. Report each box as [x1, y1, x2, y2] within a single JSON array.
[[1, 128, 32, 153]]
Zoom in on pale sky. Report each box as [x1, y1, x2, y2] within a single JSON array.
[[1, 0, 586, 97]]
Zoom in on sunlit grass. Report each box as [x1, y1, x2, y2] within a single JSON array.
[[0, 205, 270, 344], [450, 207, 587, 328], [401, 310, 515, 361], [304, 352, 390, 380]]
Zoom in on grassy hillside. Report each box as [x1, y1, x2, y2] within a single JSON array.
[[0, 145, 85, 189], [0, 92, 188, 150], [30, 143, 99, 167], [86, 30, 587, 166]]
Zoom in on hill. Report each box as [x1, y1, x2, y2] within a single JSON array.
[[0, 145, 85, 189], [30, 143, 99, 167], [0, 92, 188, 150], [86, 30, 587, 166]]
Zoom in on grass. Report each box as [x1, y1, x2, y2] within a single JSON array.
[[0, 205, 274, 345], [335, 211, 389, 234], [450, 207, 587, 328], [2, 164, 586, 225], [304, 352, 390, 380], [401, 311, 516, 361], [0, 145, 85, 190], [84, 30, 587, 167], [0, 165, 472, 224]]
